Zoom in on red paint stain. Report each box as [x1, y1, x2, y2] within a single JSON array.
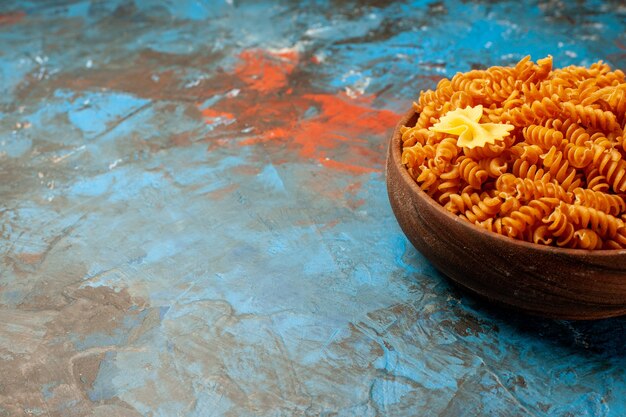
[[239, 127, 289, 145], [200, 107, 234, 120], [41, 44, 399, 177], [244, 93, 399, 173], [303, 92, 399, 141], [320, 159, 376, 175], [272, 49, 298, 61], [198, 48, 401, 175], [235, 49, 298, 92], [0, 11, 25, 26]]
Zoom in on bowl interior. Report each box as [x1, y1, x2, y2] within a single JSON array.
[[392, 109, 626, 257]]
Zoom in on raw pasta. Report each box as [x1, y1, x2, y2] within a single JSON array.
[[402, 56, 626, 249]]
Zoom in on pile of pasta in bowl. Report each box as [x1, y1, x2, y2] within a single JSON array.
[[401, 56, 626, 250]]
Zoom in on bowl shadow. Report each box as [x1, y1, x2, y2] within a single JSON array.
[[447, 278, 626, 358]]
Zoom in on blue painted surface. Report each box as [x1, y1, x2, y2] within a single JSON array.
[[1, 1, 626, 416]]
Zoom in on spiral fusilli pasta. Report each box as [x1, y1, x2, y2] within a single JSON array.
[[402, 56, 626, 249]]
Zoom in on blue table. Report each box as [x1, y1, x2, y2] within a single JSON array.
[[1, 1, 626, 416]]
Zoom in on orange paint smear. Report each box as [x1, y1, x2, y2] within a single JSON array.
[[0, 11, 25, 25], [320, 159, 376, 175], [235, 49, 299, 92], [239, 127, 290, 145], [272, 49, 299, 62], [245, 93, 400, 173], [201, 108, 234, 120], [199, 48, 401, 175], [304, 93, 400, 140]]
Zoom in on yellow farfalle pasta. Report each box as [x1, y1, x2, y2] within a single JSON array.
[[430, 106, 514, 149], [402, 55, 626, 249]]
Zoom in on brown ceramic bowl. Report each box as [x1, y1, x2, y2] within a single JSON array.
[[386, 109, 626, 320]]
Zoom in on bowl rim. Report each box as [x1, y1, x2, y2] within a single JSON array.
[[390, 108, 626, 257]]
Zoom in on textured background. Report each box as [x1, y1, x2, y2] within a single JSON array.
[[1, 1, 626, 416]]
